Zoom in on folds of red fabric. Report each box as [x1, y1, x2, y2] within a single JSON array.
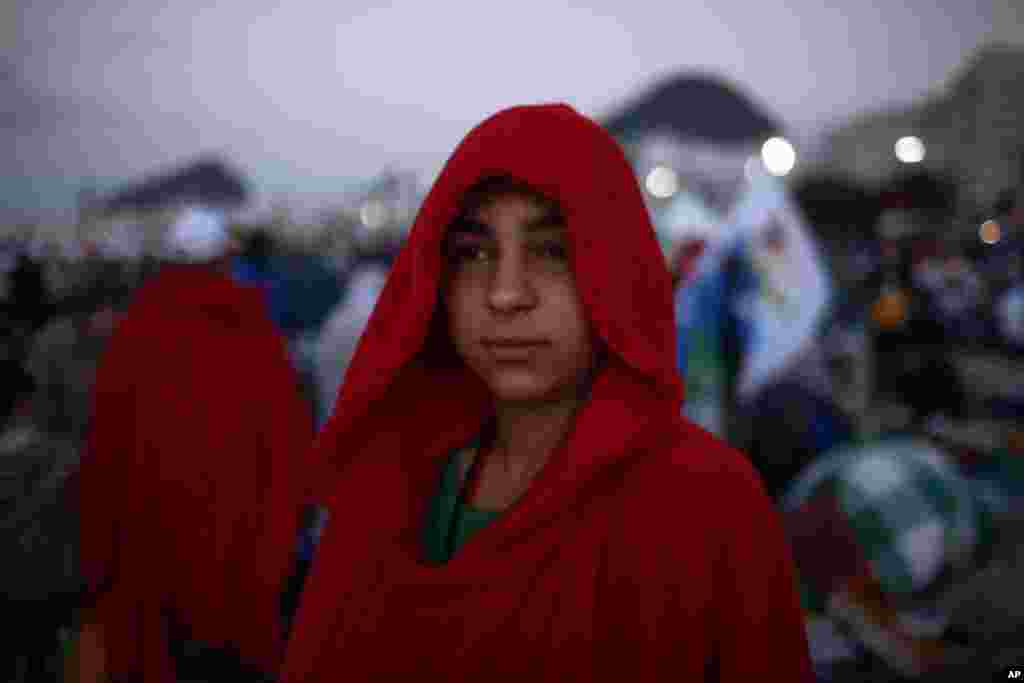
[[79, 266, 314, 680]]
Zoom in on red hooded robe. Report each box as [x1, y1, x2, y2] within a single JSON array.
[[282, 104, 812, 681], [80, 265, 314, 681]]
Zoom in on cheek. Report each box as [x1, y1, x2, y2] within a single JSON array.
[[548, 285, 595, 361], [445, 283, 482, 351]]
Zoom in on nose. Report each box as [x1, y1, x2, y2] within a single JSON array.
[[488, 249, 536, 313]]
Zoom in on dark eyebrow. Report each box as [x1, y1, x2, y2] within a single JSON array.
[[447, 215, 565, 238], [447, 217, 490, 237], [523, 216, 566, 233]]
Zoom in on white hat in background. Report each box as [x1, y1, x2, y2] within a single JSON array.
[[164, 206, 232, 263]]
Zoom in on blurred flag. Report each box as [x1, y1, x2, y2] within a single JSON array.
[[725, 171, 832, 399], [663, 189, 729, 436], [669, 170, 832, 435]]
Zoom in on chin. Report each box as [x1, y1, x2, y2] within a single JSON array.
[[483, 371, 561, 404]]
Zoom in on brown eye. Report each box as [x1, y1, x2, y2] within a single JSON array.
[[541, 242, 568, 260], [529, 240, 569, 263], [447, 242, 492, 264]]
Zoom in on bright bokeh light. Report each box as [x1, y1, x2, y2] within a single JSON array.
[[980, 219, 1002, 245], [645, 165, 679, 199], [761, 137, 796, 176], [895, 136, 926, 164]]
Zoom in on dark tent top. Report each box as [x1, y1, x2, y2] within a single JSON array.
[[792, 175, 882, 234], [97, 158, 248, 215], [877, 170, 959, 215], [602, 74, 782, 147]]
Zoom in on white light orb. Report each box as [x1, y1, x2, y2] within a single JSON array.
[[761, 137, 796, 176], [895, 136, 926, 164], [645, 165, 679, 199]]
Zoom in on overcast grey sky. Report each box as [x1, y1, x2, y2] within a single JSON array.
[[1, 1, 1015, 223]]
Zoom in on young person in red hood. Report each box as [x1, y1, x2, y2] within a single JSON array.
[[281, 104, 812, 681], [76, 207, 314, 682]]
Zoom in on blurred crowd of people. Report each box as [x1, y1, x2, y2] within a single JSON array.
[[0, 207, 402, 679], [760, 185, 1024, 680], [1, 170, 1021, 680]]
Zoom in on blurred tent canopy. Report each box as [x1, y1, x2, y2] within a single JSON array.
[[93, 157, 249, 216], [792, 175, 881, 237], [602, 73, 783, 146], [877, 169, 959, 216], [793, 169, 960, 239]]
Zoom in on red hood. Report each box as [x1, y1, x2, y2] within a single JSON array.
[[285, 104, 812, 683], [316, 103, 682, 487], [128, 265, 273, 330], [81, 263, 313, 680]]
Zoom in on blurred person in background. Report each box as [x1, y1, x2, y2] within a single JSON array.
[[1, 359, 83, 682], [974, 188, 1024, 351], [1, 328, 35, 431], [313, 221, 400, 429], [715, 220, 848, 500], [0, 350, 35, 432], [233, 228, 315, 411], [285, 224, 402, 618], [868, 236, 915, 347], [867, 232, 971, 438], [280, 104, 812, 681], [75, 206, 315, 682], [896, 349, 970, 429], [234, 228, 344, 430], [740, 362, 856, 500], [5, 251, 53, 364], [0, 264, 133, 681], [233, 228, 277, 301], [927, 250, 987, 346], [994, 247, 1024, 351], [24, 263, 133, 442], [982, 188, 1023, 292], [8, 251, 52, 335]]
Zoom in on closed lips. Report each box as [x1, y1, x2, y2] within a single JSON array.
[[483, 339, 548, 346]]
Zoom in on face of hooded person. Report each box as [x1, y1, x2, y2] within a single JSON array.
[[444, 188, 597, 406]]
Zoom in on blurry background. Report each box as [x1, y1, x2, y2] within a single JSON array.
[[2, 2, 1023, 681], [0, 0, 1016, 224]]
